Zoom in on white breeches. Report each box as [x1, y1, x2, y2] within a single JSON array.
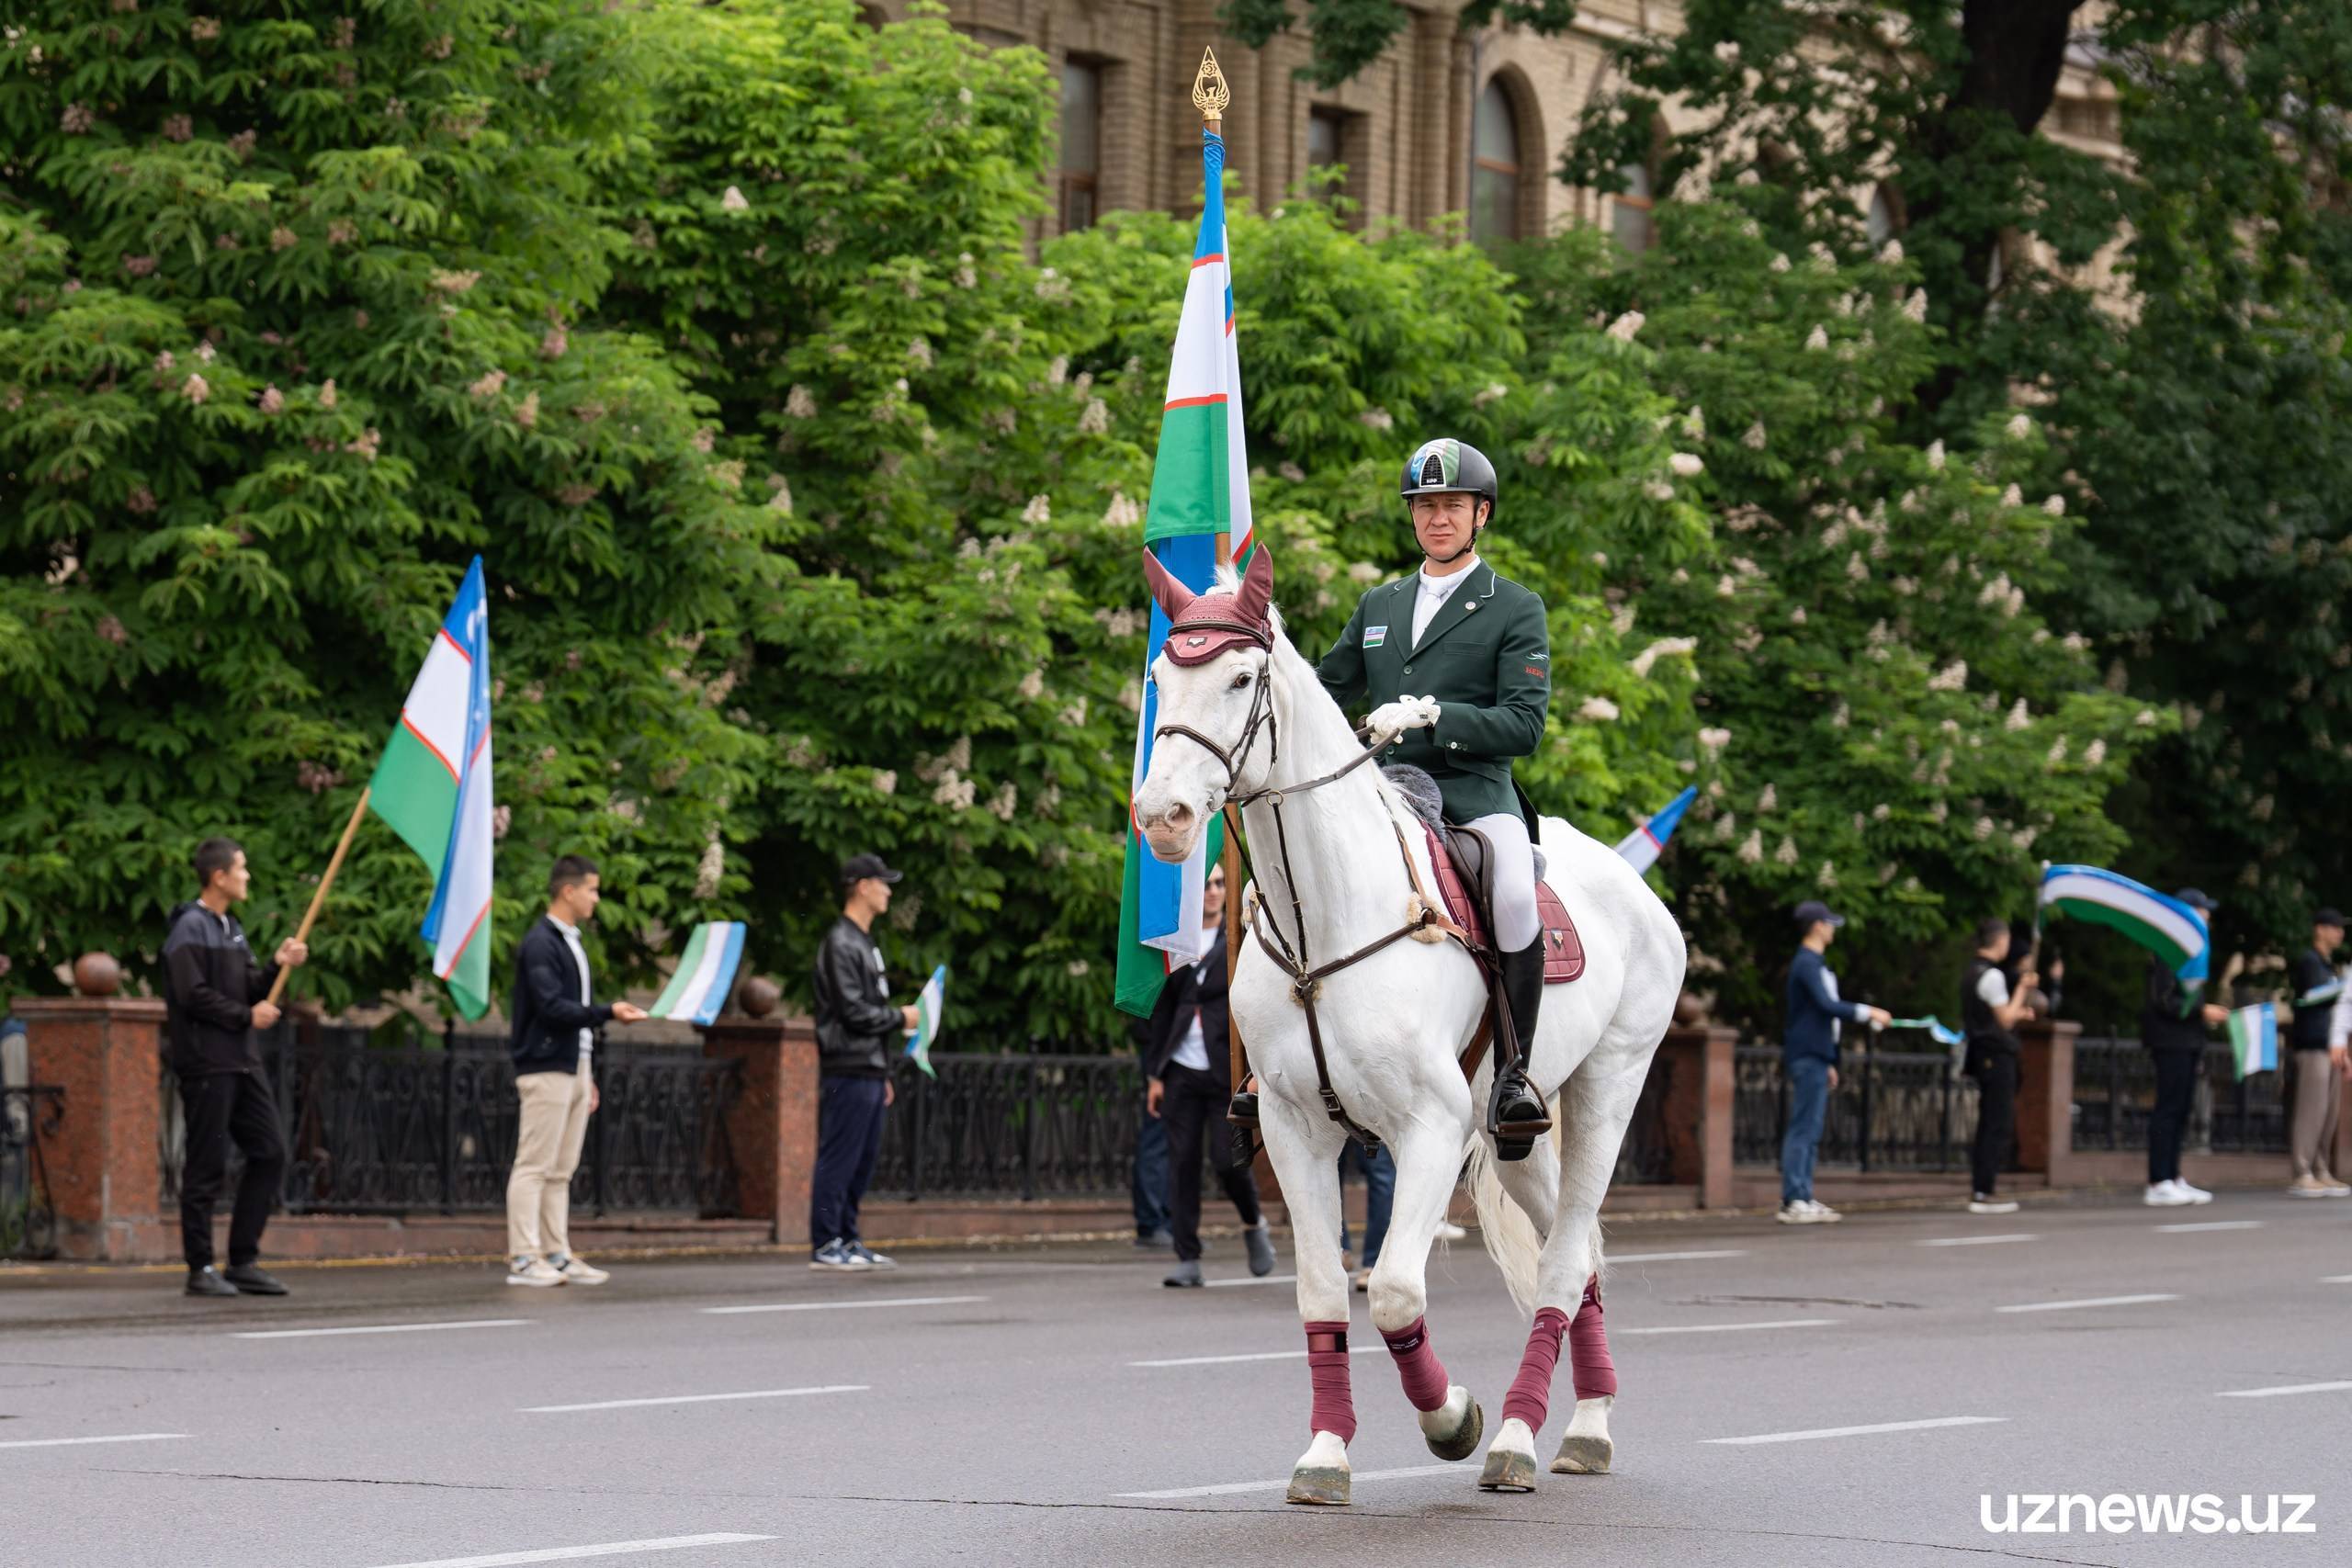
[[1462, 810, 1540, 952]]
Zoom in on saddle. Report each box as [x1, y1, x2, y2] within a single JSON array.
[[1423, 822, 1585, 984]]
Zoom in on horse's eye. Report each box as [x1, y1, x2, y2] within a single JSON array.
[[1230, 671, 1252, 690]]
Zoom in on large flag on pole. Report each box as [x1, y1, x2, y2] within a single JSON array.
[[2037, 864, 2211, 983], [1613, 786, 1698, 874], [369, 558, 495, 1019], [1115, 122, 1253, 1018]]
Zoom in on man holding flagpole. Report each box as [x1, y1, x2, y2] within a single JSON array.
[[2143, 888, 2227, 1207]]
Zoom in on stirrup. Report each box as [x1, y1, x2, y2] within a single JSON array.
[[1226, 1089, 1261, 1130]]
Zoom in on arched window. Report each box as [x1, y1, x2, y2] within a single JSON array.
[[1611, 160, 1656, 252], [1470, 82, 1521, 247], [1866, 183, 1899, 248], [1059, 60, 1102, 233]]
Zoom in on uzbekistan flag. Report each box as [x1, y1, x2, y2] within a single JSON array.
[[650, 921, 747, 1026], [1613, 786, 1699, 875], [2037, 864, 2211, 983], [368, 558, 495, 1019], [1114, 124, 1252, 1018], [906, 964, 948, 1077], [2227, 1003, 2278, 1080]]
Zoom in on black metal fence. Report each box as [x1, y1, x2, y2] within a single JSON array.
[[872, 1048, 1681, 1202], [2070, 1038, 2288, 1154], [1733, 1043, 1984, 1172], [3, 1082, 65, 1260], [158, 1024, 741, 1218]]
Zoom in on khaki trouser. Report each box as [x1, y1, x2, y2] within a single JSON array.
[[507, 1063, 593, 1261], [2289, 1050, 2343, 1181]]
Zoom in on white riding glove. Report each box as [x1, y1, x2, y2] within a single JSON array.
[[1365, 695, 1442, 745]]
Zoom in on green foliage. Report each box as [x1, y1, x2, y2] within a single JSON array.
[[1221, 0, 1579, 91]]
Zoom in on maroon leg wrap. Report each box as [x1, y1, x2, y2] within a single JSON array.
[[1569, 1275, 1617, 1400], [1499, 1304, 1570, 1431], [1380, 1314, 1451, 1413], [1305, 1321, 1357, 1442]]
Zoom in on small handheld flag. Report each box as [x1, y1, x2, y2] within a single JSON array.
[[907, 964, 948, 1077], [2227, 1003, 2278, 1080], [649, 922, 747, 1026], [1614, 786, 1699, 875], [2037, 864, 2211, 983], [1884, 1016, 1965, 1047]]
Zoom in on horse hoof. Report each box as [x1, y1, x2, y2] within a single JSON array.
[[1286, 1464, 1351, 1506], [1477, 1444, 1538, 1493], [1423, 1393, 1484, 1461], [1551, 1433, 1614, 1475]]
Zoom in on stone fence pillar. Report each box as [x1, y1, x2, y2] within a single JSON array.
[[1656, 1024, 1737, 1208], [2016, 1018, 2083, 1185], [699, 1010, 819, 1247], [17, 954, 169, 1260]]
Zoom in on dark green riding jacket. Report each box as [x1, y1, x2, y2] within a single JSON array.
[[1316, 561, 1551, 824]]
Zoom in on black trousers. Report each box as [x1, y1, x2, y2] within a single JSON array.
[[808, 1076, 888, 1250], [178, 1070, 286, 1269], [1161, 1062, 1260, 1264], [2147, 1047, 2201, 1185], [1968, 1052, 2018, 1197]]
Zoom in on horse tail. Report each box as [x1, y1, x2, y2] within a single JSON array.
[[1464, 1118, 1548, 1317]]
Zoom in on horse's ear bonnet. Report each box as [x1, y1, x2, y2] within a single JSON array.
[[1140, 545, 1275, 667]]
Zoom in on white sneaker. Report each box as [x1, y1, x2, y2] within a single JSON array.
[[551, 1255, 610, 1284], [1805, 1199, 1844, 1223], [2172, 1179, 2213, 1204], [505, 1258, 567, 1287], [2144, 1182, 2192, 1207], [1968, 1195, 2019, 1215], [1776, 1201, 1821, 1224]]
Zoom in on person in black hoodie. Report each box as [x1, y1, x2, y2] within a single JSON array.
[[1959, 918, 2040, 1215], [162, 837, 307, 1298], [808, 853, 919, 1272]]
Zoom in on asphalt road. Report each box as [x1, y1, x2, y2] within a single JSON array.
[[4, 1190, 2348, 1568]]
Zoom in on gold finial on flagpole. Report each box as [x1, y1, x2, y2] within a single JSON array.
[[1192, 46, 1230, 130]]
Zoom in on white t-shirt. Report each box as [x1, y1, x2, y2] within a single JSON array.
[[1976, 967, 2012, 1010], [1411, 558, 1478, 648], [1170, 955, 1213, 1071], [549, 913, 594, 1058]]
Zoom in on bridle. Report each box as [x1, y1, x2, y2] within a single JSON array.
[[1148, 635, 1492, 1149]]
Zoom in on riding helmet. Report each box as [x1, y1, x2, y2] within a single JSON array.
[[1398, 438, 1498, 520]]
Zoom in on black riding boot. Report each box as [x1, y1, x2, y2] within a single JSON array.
[[1491, 940, 1553, 1158], [1227, 1089, 1260, 1130]]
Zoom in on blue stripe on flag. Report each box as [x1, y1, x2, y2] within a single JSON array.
[[419, 558, 489, 951], [1136, 532, 1221, 948], [692, 923, 747, 1026]]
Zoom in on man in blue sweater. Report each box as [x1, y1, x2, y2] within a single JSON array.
[[1780, 900, 1890, 1224]]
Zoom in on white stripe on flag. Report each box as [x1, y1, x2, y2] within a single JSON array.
[[668, 923, 731, 1022]]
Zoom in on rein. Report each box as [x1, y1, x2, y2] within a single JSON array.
[[1166, 657, 1490, 1149]]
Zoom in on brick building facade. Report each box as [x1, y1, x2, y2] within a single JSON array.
[[863, 1, 2124, 251]]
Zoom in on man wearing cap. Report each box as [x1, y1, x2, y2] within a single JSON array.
[[1779, 901, 1890, 1224], [2284, 907, 2349, 1198], [1314, 436, 1554, 1156], [2143, 888, 2228, 1206], [809, 852, 920, 1271]]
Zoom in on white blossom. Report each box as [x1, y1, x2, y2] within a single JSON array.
[[1577, 696, 1620, 722], [2083, 739, 2107, 766], [1743, 421, 1768, 450], [1100, 491, 1141, 529], [786, 384, 817, 419], [2006, 412, 2033, 440], [1878, 239, 1904, 265], [1604, 310, 1645, 342], [1774, 836, 1799, 865], [1903, 288, 1928, 322], [1628, 637, 1696, 678], [1697, 727, 1733, 756], [1817, 862, 1838, 889], [1756, 784, 1778, 813], [2006, 698, 2030, 731], [1358, 407, 1394, 431], [1737, 829, 1764, 864], [1973, 817, 1995, 840], [721, 185, 750, 213], [768, 477, 793, 515], [694, 835, 725, 899], [1647, 481, 1678, 502], [2047, 738, 2069, 766], [1804, 324, 1829, 351], [1927, 660, 1969, 692], [1927, 439, 1946, 470], [1770, 253, 1792, 274], [1669, 451, 1704, 477], [2043, 494, 2065, 516], [1021, 494, 1052, 525], [871, 770, 898, 795], [1077, 398, 1108, 435], [989, 783, 1019, 822], [1682, 406, 1705, 439]]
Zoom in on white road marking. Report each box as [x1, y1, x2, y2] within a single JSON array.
[[2324, 1275, 2352, 1284], [1118, 1462, 1461, 1499], [523, 1385, 865, 1414], [0, 1432, 187, 1451], [1917, 1234, 2039, 1247], [702, 1295, 986, 1316], [1705, 1416, 2007, 1446], [1610, 1249, 1749, 1263], [361, 1535, 775, 1568], [232, 1319, 530, 1340], [2216, 1381, 2352, 1400], [1130, 1347, 1386, 1368], [1204, 1274, 1295, 1288], [1996, 1293, 2181, 1314], [1622, 1318, 1835, 1337], [2154, 1220, 2264, 1233]]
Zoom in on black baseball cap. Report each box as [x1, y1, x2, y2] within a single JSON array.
[[1793, 900, 1845, 929], [2172, 887, 2218, 913], [2316, 907, 2347, 929], [839, 852, 904, 886]]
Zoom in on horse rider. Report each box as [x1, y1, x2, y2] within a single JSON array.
[[1314, 436, 1553, 1155]]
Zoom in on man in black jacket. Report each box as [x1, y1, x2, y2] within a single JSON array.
[[2284, 907, 2347, 1197], [809, 852, 919, 1272], [504, 855, 647, 1287], [1142, 865, 1276, 1288], [2143, 888, 2228, 1207], [1959, 918, 2039, 1215], [162, 837, 307, 1298]]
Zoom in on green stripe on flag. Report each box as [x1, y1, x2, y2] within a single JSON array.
[[369, 725, 458, 868], [651, 922, 713, 1017], [1143, 401, 1231, 544]]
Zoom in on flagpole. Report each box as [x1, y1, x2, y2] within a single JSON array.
[[265, 785, 370, 1006]]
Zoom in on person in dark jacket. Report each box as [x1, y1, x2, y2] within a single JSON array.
[[1778, 900, 1889, 1225], [2284, 907, 2348, 1197], [162, 837, 307, 1297], [1960, 918, 2040, 1215], [2143, 888, 2228, 1207], [809, 852, 919, 1272], [1143, 865, 1276, 1287], [504, 855, 647, 1287]]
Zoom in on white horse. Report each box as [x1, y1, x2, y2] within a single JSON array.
[[1133, 547, 1687, 1504]]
